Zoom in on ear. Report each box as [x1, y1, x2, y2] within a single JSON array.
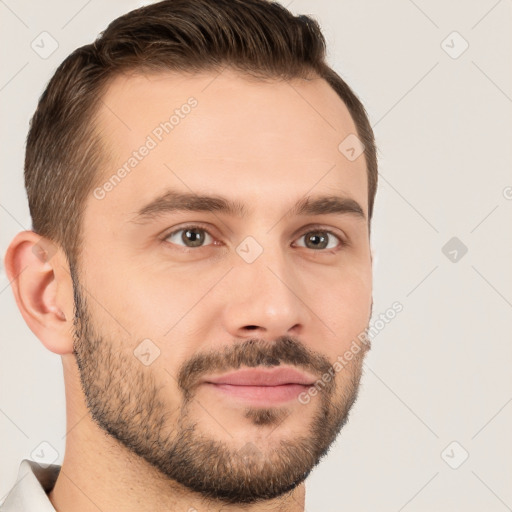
[[3, 231, 75, 355]]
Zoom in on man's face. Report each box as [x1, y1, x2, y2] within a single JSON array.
[[72, 69, 373, 503]]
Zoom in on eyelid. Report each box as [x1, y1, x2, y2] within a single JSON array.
[[293, 223, 346, 241], [161, 223, 348, 249]]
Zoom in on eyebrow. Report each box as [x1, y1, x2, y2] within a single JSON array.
[[129, 189, 366, 224]]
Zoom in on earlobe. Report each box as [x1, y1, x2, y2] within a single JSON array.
[[4, 231, 75, 355]]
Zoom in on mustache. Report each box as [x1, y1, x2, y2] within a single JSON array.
[[177, 336, 334, 395]]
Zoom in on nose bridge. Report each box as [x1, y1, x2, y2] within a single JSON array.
[[221, 234, 309, 337], [236, 225, 293, 288], [245, 240, 291, 300]]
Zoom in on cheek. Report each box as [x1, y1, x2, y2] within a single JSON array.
[[314, 265, 372, 348], [83, 267, 222, 375], [79, 245, 188, 337]]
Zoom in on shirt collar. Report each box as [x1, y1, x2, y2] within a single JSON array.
[[0, 459, 60, 512]]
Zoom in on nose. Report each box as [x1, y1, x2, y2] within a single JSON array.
[[220, 243, 311, 341]]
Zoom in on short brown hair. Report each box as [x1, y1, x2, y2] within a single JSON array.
[[25, 0, 377, 271]]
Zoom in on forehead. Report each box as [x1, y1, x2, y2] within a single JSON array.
[[89, 68, 367, 224]]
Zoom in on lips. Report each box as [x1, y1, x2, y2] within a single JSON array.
[[199, 368, 318, 405], [202, 367, 317, 387]]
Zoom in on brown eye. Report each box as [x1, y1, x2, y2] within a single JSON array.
[[295, 230, 342, 250], [165, 226, 214, 248]]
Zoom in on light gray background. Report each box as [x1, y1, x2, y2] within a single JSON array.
[[1, 0, 511, 510]]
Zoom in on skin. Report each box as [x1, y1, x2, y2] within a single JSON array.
[[5, 68, 373, 512]]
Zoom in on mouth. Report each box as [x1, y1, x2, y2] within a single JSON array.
[[200, 367, 317, 405]]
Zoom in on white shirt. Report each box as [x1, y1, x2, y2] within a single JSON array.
[[0, 459, 60, 512]]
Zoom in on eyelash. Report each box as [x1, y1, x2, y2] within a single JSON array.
[[161, 223, 347, 252]]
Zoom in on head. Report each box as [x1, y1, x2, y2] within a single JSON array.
[[6, 0, 377, 505]]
